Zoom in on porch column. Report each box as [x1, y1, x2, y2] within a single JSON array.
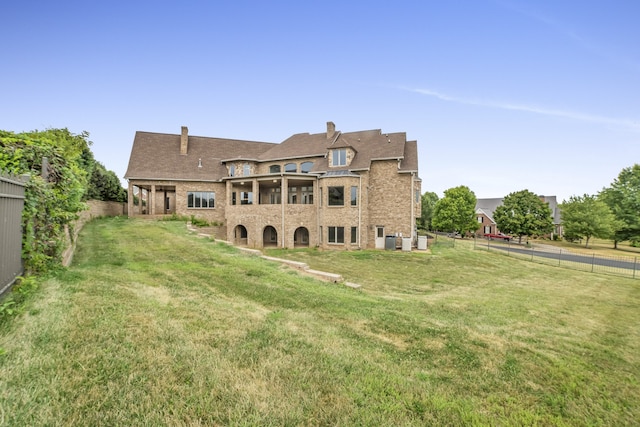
[[150, 184, 156, 215], [252, 179, 258, 204], [127, 182, 134, 217], [281, 177, 287, 248]]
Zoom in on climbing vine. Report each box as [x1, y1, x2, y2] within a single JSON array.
[[0, 129, 92, 272]]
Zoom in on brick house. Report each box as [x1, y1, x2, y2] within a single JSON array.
[[124, 122, 421, 249], [475, 196, 562, 238]]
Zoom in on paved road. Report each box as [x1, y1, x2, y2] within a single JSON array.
[[485, 243, 638, 272]]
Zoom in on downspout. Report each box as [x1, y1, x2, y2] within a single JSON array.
[[358, 173, 362, 249], [410, 172, 415, 245], [316, 178, 321, 248], [281, 174, 285, 248]]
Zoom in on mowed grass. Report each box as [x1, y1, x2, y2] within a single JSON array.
[[530, 237, 640, 258], [1, 218, 639, 426]]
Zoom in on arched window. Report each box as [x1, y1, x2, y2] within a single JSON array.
[[229, 164, 235, 177], [284, 163, 297, 173], [269, 164, 281, 173], [300, 161, 313, 173]]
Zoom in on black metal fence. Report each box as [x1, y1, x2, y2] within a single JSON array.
[[0, 174, 28, 295], [474, 238, 639, 280]]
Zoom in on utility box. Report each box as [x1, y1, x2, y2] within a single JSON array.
[[417, 235, 428, 250], [402, 237, 412, 252], [385, 236, 396, 250]]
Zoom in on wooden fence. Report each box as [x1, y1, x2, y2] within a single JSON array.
[[0, 174, 28, 295]]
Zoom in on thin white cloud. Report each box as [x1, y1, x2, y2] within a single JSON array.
[[406, 87, 640, 131]]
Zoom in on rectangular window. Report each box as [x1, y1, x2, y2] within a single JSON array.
[[288, 187, 297, 204], [351, 226, 357, 244], [416, 190, 420, 203], [328, 186, 344, 206], [270, 188, 281, 204], [187, 191, 215, 209], [328, 226, 344, 244], [332, 149, 346, 166], [351, 186, 357, 206], [302, 186, 313, 204], [241, 191, 253, 205], [478, 216, 483, 223]]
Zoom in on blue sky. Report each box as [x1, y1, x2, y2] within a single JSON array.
[[2, 0, 638, 202]]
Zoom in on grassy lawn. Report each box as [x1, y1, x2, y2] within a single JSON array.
[[1, 217, 639, 426], [530, 237, 640, 258]]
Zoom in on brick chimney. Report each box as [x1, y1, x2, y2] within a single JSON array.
[[326, 121, 336, 140], [180, 126, 188, 155]]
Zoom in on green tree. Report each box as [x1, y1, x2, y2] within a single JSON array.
[[560, 194, 618, 248], [600, 164, 640, 248], [418, 191, 439, 231], [494, 190, 554, 244], [432, 186, 477, 235], [86, 161, 127, 202]]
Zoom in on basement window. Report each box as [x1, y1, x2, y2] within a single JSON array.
[[328, 226, 344, 244]]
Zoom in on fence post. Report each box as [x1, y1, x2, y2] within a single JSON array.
[[634, 257, 637, 279], [558, 249, 562, 266], [531, 244, 534, 261], [591, 253, 595, 273]]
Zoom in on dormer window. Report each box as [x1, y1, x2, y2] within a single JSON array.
[[332, 149, 347, 167]]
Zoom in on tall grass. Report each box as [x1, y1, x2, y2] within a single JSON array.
[[0, 217, 638, 425]]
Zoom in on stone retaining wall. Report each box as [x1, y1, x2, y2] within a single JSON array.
[[62, 200, 126, 266]]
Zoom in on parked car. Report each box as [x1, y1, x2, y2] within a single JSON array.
[[484, 232, 512, 241]]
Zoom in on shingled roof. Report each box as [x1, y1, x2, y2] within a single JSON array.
[[125, 123, 419, 181], [124, 131, 275, 181]]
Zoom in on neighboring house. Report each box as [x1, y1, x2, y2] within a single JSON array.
[[475, 196, 562, 238], [124, 122, 421, 250], [475, 198, 504, 236]]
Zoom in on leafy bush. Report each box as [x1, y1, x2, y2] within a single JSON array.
[[0, 129, 100, 272], [190, 215, 210, 227]]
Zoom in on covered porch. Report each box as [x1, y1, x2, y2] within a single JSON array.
[[127, 181, 177, 216]]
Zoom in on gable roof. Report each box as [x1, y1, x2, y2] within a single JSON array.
[[125, 124, 419, 181], [475, 198, 504, 224]]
